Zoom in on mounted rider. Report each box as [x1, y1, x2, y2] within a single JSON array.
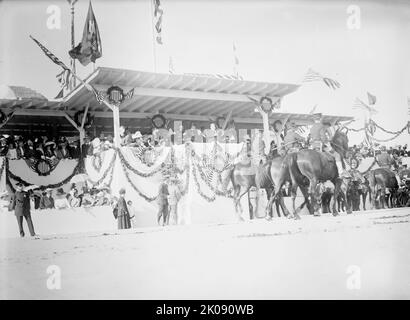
[[308, 113, 332, 152], [283, 122, 305, 153], [308, 113, 348, 178], [376, 145, 393, 169]]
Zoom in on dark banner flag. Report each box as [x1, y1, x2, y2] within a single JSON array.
[[69, 1, 102, 66]]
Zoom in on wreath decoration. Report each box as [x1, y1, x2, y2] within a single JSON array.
[[151, 114, 166, 129], [74, 110, 94, 129], [216, 117, 225, 129], [259, 96, 273, 113]]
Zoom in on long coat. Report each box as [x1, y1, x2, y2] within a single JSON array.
[[10, 191, 31, 217], [115, 197, 131, 229]]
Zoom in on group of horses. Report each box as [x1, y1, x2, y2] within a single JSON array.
[[221, 129, 405, 221]]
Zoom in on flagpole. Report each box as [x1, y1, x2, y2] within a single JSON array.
[[149, 0, 157, 72], [68, 0, 78, 88]]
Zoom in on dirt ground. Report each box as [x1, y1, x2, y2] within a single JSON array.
[[1, 207, 409, 300]]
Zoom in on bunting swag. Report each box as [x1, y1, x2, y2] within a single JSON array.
[[69, 1, 102, 66], [6, 158, 82, 191]]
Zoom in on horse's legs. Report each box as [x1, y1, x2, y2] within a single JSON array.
[[248, 191, 254, 220], [332, 179, 342, 216]]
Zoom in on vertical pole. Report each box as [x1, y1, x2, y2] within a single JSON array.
[[112, 105, 121, 148], [149, 0, 157, 72], [69, 0, 78, 88]]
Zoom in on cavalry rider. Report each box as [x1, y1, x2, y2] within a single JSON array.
[[308, 113, 332, 152], [308, 113, 347, 177], [376, 145, 393, 169], [283, 122, 305, 153]]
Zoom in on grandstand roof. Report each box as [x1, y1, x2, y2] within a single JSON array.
[[0, 67, 353, 125]]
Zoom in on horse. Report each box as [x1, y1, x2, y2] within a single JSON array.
[[268, 129, 351, 218], [366, 168, 399, 209], [221, 157, 290, 221]]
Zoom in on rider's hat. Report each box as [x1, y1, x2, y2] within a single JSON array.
[[312, 113, 322, 120]]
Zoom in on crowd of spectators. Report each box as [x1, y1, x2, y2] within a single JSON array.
[[31, 182, 113, 210], [0, 135, 81, 160]]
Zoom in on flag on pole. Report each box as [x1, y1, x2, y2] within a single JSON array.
[[407, 97, 410, 116], [69, 1, 102, 66], [153, 0, 163, 45], [169, 56, 175, 74], [309, 104, 318, 114], [30, 35, 70, 70], [352, 98, 378, 115], [233, 42, 240, 79], [303, 68, 341, 89], [367, 92, 376, 105]]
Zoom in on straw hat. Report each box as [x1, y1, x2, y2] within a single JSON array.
[[132, 131, 142, 139]]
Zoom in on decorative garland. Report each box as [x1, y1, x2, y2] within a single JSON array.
[[370, 120, 408, 135], [118, 148, 165, 178], [86, 151, 117, 186]]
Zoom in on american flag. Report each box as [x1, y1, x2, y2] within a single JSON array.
[[153, 0, 163, 45], [352, 98, 378, 115], [303, 68, 341, 90], [30, 35, 70, 71], [124, 88, 134, 100], [367, 92, 376, 105]]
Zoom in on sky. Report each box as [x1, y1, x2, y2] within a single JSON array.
[[0, 0, 409, 145]]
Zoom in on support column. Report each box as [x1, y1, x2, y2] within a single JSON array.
[[112, 105, 121, 148]]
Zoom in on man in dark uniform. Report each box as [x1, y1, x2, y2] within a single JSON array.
[[10, 183, 37, 238], [376, 146, 393, 169], [283, 122, 305, 153]]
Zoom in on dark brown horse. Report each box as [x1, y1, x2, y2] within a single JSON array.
[[366, 168, 399, 209], [221, 157, 290, 220], [268, 129, 350, 218]]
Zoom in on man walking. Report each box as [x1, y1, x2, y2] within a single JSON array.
[[10, 183, 38, 238]]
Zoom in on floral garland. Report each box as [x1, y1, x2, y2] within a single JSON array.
[[367, 124, 407, 142], [117, 148, 165, 178], [86, 151, 117, 185], [91, 153, 103, 172], [7, 158, 81, 191], [370, 120, 408, 135]]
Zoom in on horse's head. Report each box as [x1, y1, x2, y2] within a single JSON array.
[[331, 129, 349, 158]]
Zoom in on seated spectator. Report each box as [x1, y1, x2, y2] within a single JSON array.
[[44, 141, 57, 160], [16, 139, 25, 159], [6, 142, 17, 160], [56, 141, 72, 159], [24, 140, 37, 159], [40, 189, 55, 209], [67, 187, 81, 208], [54, 188, 70, 209]]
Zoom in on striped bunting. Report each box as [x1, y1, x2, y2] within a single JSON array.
[[30, 35, 70, 71], [303, 68, 341, 90]]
